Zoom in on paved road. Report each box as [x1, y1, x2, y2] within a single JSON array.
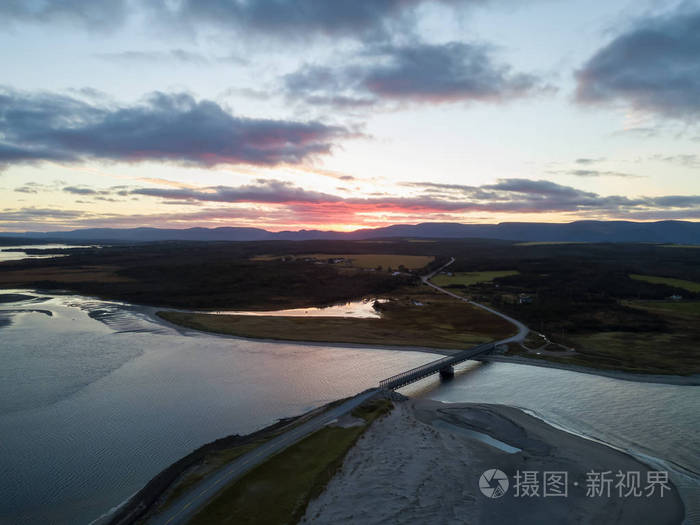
[[422, 257, 529, 344], [148, 389, 379, 525]]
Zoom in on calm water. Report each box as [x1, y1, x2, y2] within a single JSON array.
[[206, 298, 385, 318], [0, 291, 698, 524], [0, 291, 436, 525], [0, 244, 94, 262]]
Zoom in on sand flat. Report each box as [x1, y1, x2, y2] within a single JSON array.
[[302, 400, 684, 524]]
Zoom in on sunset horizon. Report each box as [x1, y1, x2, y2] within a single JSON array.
[[2, 1, 699, 232]]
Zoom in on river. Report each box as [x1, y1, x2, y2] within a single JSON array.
[[0, 291, 698, 524]]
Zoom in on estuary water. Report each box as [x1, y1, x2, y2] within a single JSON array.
[[0, 291, 698, 524], [0, 244, 95, 263], [0, 291, 436, 525]]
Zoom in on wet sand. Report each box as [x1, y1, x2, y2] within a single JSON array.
[[302, 400, 685, 524]]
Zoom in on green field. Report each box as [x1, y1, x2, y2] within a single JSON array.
[[430, 270, 519, 287], [629, 274, 700, 293], [190, 399, 392, 525], [625, 300, 700, 318]]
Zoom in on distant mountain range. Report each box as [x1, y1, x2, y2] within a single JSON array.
[[1, 221, 699, 244]]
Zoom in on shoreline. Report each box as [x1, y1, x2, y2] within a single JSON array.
[[104, 398, 350, 525], [302, 400, 686, 524], [7, 288, 697, 386], [150, 306, 700, 386]]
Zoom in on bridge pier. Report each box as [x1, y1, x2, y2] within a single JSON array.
[[439, 365, 454, 380]]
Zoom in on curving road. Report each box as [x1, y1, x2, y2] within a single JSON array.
[[422, 257, 529, 344], [147, 389, 379, 525]]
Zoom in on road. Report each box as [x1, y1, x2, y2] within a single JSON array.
[[422, 257, 529, 344], [148, 389, 379, 525]]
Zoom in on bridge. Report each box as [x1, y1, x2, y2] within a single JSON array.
[[379, 342, 495, 390]]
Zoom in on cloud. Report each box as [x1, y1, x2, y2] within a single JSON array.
[[129, 177, 700, 217], [0, 88, 350, 168], [0, 207, 84, 222], [0, 0, 129, 29], [284, 41, 546, 107], [548, 169, 643, 178], [575, 158, 605, 165], [131, 179, 341, 204], [14, 186, 38, 194], [63, 186, 99, 195], [576, 4, 700, 120], [569, 170, 642, 178], [95, 49, 211, 65], [5, 177, 700, 230], [0, 1, 482, 40], [651, 154, 700, 168]]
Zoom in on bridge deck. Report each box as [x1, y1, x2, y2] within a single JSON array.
[[379, 343, 494, 390]]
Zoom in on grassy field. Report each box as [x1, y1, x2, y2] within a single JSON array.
[[503, 299, 700, 375], [430, 270, 519, 287], [624, 300, 700, 318], [267, 253, 435, 270], [189, 398, 393, 525], [559, 331, 700, 375], [159, 285, 515, 350], [629, 274, 700, 293]]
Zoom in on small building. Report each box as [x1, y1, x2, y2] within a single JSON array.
[[518, 293, 533, 304]]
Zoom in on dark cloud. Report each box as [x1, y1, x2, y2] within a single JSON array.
[[284, 41, 545, 107], [0, 88, 350, 168], [0, 0, 128, 29], [0, 1, 482, 40], [576, 5, 700, 120], [129, 178, 700, 217], [0, 207, 84, 222], [63, 186, 98, 195], [154, 0, 491, 42], [132, 180, 342, 204]]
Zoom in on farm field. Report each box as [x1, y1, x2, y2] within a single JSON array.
[[430, 270, 519, 287], [629, 274, 700, 293]]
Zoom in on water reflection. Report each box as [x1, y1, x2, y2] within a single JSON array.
[[206, 298, 386, 318], [0, 290, 434, 525], [0, 244, 96, 262]]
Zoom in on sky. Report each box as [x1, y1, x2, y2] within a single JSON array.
[[1, 0, 699, 232]]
